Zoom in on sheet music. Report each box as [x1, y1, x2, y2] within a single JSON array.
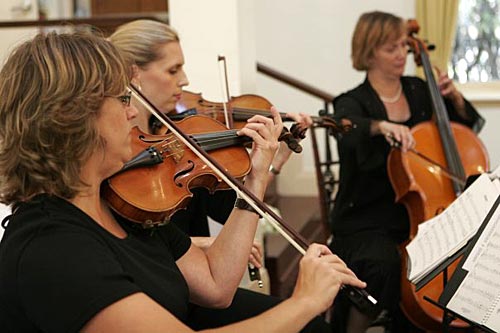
[[0, 203, 10, 241], [406, 174, 500, 283], [484, 299, 500, 331], [447, 202, 500, 331]]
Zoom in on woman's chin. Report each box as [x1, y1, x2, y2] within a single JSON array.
[[162, 101, 178, 114]]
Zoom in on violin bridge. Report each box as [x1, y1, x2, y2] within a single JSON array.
[[164, 140, 184, 163]]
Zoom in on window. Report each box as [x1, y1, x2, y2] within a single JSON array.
[[450, 0, 500, 83]]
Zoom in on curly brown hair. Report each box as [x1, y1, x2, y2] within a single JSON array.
[[0, 31, 129, 205]]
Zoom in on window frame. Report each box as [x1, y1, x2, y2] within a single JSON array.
[[457, 81, 500, 103]]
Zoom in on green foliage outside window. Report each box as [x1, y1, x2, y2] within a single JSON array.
[[450, 0, 500, 82]]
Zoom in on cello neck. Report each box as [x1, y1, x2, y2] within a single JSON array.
[[417, 40, 466, 195]]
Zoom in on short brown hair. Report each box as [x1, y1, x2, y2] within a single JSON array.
[[0, 31, 129, 205], [351, 11, 405, 71]]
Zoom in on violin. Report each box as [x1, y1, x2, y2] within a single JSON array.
[[103, 85, 378, 314], [103, 114, 252, 226], [162, 90, 352, 135], [151, 91, 352, 154], [150, 92, 303, 153]]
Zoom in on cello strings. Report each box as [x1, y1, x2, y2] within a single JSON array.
[[390, 136, 466, 186], [406, 149, 466, 186]]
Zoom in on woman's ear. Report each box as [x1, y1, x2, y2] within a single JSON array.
[[131, 64, 142, 89], [366, 55, 374, 69]]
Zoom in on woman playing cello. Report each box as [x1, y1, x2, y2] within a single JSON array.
[[328, 11, 484, 333]]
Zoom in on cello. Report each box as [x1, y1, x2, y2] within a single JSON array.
[[387, 20, 489, 331]]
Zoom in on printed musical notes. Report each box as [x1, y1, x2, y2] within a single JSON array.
[[406, 173, 500, 284], [446, 198, 500, 331]]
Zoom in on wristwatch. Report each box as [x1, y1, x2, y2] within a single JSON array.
[[234, 198, 262, 217]]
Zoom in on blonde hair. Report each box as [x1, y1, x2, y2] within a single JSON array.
[[109, 19, 179, 69], [351, 11, 405, 71], [0, 31, 129, 205]]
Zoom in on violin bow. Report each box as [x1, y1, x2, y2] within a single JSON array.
[[389, 136, 467, 187], [130, 83, 307, 253], [217, 55, 234, 129], [131, 84, 378, 314]]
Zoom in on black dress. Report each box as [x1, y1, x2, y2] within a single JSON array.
[[328, 76, 484, 331], [0, 194, 191, 332]]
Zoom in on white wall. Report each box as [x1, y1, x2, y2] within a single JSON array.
[[472, 102, 500, 169], [0, 0, 39, 68], [254, 0, 500, 196], [459, 84, 500, 170], [170, 0, 257, 101]]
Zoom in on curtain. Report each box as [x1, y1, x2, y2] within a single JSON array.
[[415, 0, 459, 76]]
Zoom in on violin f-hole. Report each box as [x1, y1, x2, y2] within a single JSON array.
[[174, 160, 195, 187], [139, 134, 165, 144]]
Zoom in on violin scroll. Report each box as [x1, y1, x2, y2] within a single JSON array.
[[313, 114, 354, 136], [279, 127, 303, 153]]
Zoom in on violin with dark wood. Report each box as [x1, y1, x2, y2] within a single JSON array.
[[387, 19, 489, 331]]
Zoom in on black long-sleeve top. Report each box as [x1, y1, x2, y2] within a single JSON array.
[[330, 76, 484, 241]]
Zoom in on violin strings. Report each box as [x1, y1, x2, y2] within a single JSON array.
[[150, 130, 243, 159], [199, 105, 287, 118], [130, 85, 309, 258]]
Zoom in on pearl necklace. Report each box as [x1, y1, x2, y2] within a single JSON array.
[[379, 84, 402, 104]]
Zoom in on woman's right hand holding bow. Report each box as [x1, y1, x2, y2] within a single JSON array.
[[374, 120, 415, 151]]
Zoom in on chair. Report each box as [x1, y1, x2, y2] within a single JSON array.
[[309, 108, 340, 242], [310, 108, 394, 333]]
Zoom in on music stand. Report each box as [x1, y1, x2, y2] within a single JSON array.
[[426, 195, 500, 333]]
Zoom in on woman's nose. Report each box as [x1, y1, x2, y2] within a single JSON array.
[[179, 70, 189, 87], [127, 104, 139, 120], [398, 45, 408, 58]]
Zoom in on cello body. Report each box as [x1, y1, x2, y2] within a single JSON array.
[[388, 121, 489, 331], [386, 19, 490, 331]]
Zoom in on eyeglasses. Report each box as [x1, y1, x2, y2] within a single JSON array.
[[116, 90, 132, 107]]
